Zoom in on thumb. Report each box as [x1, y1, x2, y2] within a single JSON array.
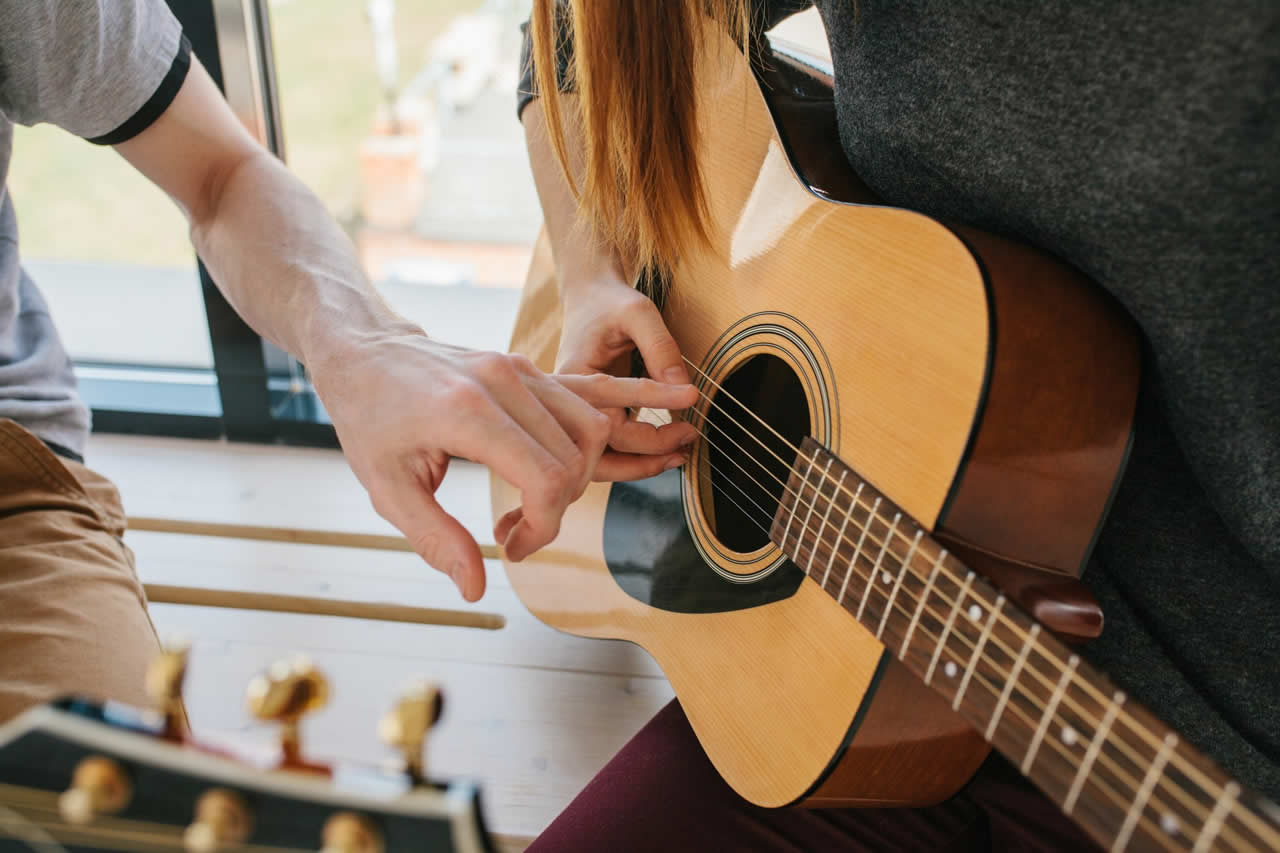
[[375, 475, 487, 602], [623, 298, 688, 385]]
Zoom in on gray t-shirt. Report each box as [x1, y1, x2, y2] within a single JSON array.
[[0, 0, 189, 458], [519, 0, 1280, 801]]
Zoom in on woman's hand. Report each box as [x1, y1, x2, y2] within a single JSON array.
[[557, 272, 690, 385], [556, 271, 700, 479], [311, 328, 697, 602]]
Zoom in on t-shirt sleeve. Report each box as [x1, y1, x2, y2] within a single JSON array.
[[516, 1, 814, 120], [0, 0, 191, 145]]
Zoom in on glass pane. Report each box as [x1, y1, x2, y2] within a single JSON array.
[[269, 0, 534, 363], [8, 125, 212, 368], [770, 7, 830, 59]]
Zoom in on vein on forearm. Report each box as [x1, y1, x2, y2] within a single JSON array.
[[188, 151, 417, 370]]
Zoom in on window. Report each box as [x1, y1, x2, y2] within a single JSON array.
[[2, 0, 830, 446], [8, 92, 221, 434], [265, 0, 537, 437]]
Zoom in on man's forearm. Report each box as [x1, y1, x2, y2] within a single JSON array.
[[189, 150, 418, 371]]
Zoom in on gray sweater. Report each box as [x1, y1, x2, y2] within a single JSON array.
[[519, 0, 1280, 800]]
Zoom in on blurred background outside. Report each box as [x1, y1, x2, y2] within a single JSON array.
[[8, 1, 827, 375]]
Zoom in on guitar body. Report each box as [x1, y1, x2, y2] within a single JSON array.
[[494, 37, 1138, 809]]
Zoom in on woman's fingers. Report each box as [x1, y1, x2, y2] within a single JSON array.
[[619, 296, 689, 384], [594, 450, 687, 482], [607, 417, 698, 456]]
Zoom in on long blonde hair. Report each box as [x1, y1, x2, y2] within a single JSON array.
[[530, 0, 749, 280]]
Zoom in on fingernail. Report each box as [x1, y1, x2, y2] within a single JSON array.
[[664, 367, 689, 384], [664, 455, 685, 471], [681, 434, 697, 448]]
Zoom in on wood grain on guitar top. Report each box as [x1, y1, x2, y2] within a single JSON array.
[[495, 31, 1133, 811]]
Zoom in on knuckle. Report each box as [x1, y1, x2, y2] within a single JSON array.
[[508, 352, 537, 375], [535, 455, 570, 490], [446, 380, 489, 414], [610, 294, 647, 323], [409, 529, 444, 566], [564, 443, 588, 470], [588, 407, 612, 438], [473, 352, 517, 385], [368, 490, 394, 522]]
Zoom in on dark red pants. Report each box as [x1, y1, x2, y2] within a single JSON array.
[[529, 700, 1104, 852]]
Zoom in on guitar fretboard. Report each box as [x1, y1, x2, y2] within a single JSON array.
[[770, 438, 1280, 853]]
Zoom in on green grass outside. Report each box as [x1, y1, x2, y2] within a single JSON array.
[[8, 0, 478, 268]]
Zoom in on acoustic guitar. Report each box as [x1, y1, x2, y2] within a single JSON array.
[[0, 644, 495, 852], [490, 28, 1280, 853]]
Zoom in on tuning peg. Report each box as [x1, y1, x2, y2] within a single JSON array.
[[246, 655, 330, 767], [320, 811, 384, 853], [58, 756, 132, 825], [183, 788, 252, 852], [377, 680, 443, 785], [146, 635, 191, 739]]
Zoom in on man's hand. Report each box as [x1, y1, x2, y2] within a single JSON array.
[[312, 330, 697, 602], [114, 61, 698, 602]]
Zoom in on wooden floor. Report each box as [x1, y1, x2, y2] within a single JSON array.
[[88, 433, 675, 849]]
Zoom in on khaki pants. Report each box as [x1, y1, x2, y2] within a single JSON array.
[[0, 419, 159, 722]]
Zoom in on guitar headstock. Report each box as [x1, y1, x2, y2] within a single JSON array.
[[0, 646, 494, 852]]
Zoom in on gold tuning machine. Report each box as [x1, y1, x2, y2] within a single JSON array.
[[146, 636, 190, 739], [246, 654, 330, 768], [320, 811, 384, 853], [377, 680, 443, 786], [183, 788, 252, 852], [58, 756, 132, 825]]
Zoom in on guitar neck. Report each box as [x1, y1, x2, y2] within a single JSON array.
[[771, 438, 1280, 853]]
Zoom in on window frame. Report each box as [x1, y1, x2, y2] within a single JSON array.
[[87, 0, 337, 446]]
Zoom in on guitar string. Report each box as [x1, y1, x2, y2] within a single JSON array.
[[682, 401, 1266, 850], [690, 431, 1202, 852], [672, 406, 1267, 848], [677, 355, 1270, 842]]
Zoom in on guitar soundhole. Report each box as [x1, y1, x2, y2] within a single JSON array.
[[702, 354, 811, 553]]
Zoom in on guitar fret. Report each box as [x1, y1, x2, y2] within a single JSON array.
[[953, 594, 1003, 711], [822, 482, 862, 590], [1192, 782, 1241, 853], [798, 459, 834, 575], [857, 512, 900, 621], [1022, 654, 1079, 775], [900, 549, 945, 660], [837, 497, 880, 606], [1112, 733, 1178, 852], [876, 530, 921, 640], [1065, 690, 1126, 814], [925, 571, 974, 685], [808, 470, 845, 578], [776, 441, 1280, 853], [782, 454, 819, 553], [986, 624, 1040, 741]]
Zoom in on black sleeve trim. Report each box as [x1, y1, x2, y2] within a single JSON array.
[[87, 34, 193, 146]]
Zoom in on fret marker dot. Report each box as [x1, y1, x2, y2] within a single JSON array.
[[881, 570, 893, 585], [1061, 725, 1078, 746], [1160, 813, 1179, 835], [968, 604, 982, 622], [944, 661, 958, 679]]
